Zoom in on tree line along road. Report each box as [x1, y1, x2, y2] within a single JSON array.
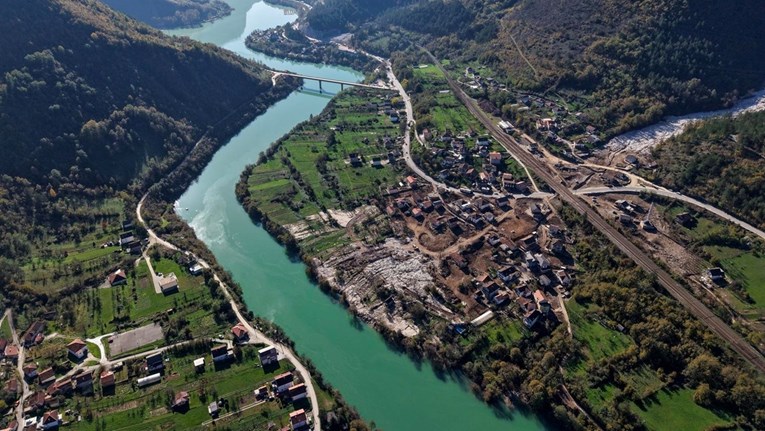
[[421, 50, 765, 375]]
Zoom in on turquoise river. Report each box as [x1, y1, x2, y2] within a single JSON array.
[[170, 1, 548, 429]]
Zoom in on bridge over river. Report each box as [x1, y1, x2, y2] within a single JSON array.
[[269, 70, 392, 91]]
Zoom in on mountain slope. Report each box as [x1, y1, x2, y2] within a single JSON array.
[[317, 0, 765, 135], [0, 0, 275, 187], [101, 0, 232, 29]]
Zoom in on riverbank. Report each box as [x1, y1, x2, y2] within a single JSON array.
[[605, 87, 765, 156]]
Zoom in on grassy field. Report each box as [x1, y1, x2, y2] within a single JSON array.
[[412, 64, 484, 135], [245, 88, 405, 258], [633, 388, 733, 431], [21, 198, 129, 292], [660, 203, 765, 314], [567, 299, 632, 362], [69, 347, 298, 431], [0, 316, 12, 339], [58, 255, 223, 340]]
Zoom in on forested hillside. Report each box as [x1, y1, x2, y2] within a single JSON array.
[[0, 0, 293, 300], [310, 0, 765, 135], [0, 0, 273, 188], [649, 111, 765, 230], [101, 0, 232, 29]]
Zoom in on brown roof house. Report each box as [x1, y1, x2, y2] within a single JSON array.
[[67, 338, 88, 362], [100, 371, 115, 388], [38, 367, 55, 386], [108, 269, 127, 286], [4, 344, 19, 364], [172, 391, 190, 412], [231, 323, 249, 343]]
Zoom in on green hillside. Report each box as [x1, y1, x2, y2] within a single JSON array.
[[0, 0, 293, 298], [310, 0, 765, 135], [101, 0, 232, 29]]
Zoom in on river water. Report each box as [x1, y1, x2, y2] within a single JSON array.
[[171, 1, 546, 429]]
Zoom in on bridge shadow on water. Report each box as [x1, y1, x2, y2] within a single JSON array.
[[297, 87, 339, 99]]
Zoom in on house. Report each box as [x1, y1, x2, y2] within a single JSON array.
[[520, 234, 539, 252], [38, 410, 60, 430], [121, 220, 134, 230], [411, 208, 424, 221], [481, 282, 501, 303], [497, 266, 518, 284], [38, 368, 55, 386], [371, 156, 383, 168], [533, 290, 551, 313], [108, 269, 127, 286], [675, 212, 695, 226], [488, 151, 502, 165], [254, 385, 269, 400], [523, 309, 542, 328], [389, 113, 400, 123], [405, 176, 417, 189], [189, 263, 204, 276], [534, 254, 551, 272], [26, 390, 46, 410], [624, 154, 639, 167], [524, 252, 539, 271], [4, 378, 18, 396], [23, 321, 46, 347], [66, 339, 88, 361], [707, 267, 726, 284], [119, 231, 135, 247], [349, 153, 362, 167], [231, 323, 249, 343], [550, 239, 565, 255], [74, 372, 93, 393], [496, 195, 510, 210], [288, 383, 308, 402], [172, 391, 190, 411], [272, 371, 294, 395], [211, 344, 233, 363], [258, 346, 278, 366], [23, 363, 38, 380], [46, 378, 72, 397], [126, 240, 142, 255], [556, 270, 572, 288], [145, 353, 164, 373], [539, 274, 552, 288], [290, 409, 308, 430], [208, 401, 220, 418], [618, 214, 634, 225], [159, 273, 179, 294], [99, 371, 115, 388], [193, 357, 205, 373]]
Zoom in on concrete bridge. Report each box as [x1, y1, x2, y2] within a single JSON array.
[[270, 70, 391, 92]]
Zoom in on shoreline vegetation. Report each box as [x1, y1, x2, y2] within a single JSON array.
[[101, 0, 234, 29]]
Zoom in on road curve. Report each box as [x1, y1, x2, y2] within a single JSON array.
[[424, 50, 765, 374], [137, 195, 322, 429], [575, 186, 765, 242]]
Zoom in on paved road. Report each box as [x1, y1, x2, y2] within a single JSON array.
[[576, 186, 765, 242], [136, 195, 322, 429], [6, 309, 29, 428], [424, 50, 765, 374]]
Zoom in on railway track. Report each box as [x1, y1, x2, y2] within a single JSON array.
[[424, 51, 765, 374]]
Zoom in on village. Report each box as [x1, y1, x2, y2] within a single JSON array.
[[0, 219, 318, 431]]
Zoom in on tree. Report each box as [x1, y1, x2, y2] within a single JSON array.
[[693, 383, 714, 407]]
